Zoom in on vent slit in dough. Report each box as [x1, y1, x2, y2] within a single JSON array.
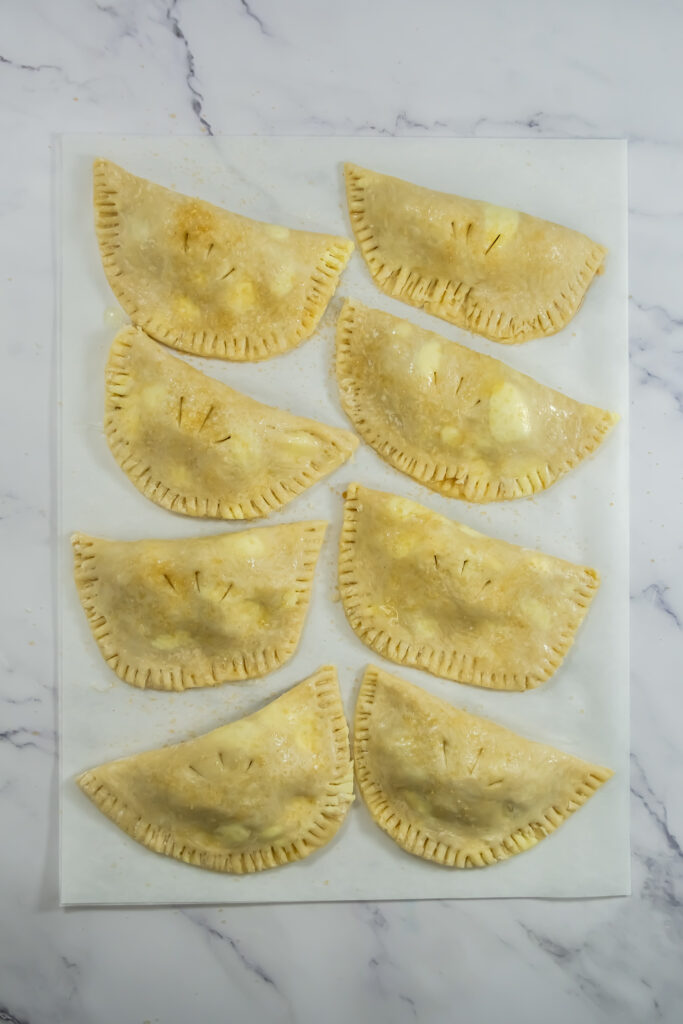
[[339, 484, 599, 690], [94, 159, 354, 361], [78, 666, 354, 873], [345, 163, 606, 343], [354, 666, 612, 867], [72, 522, 326, 690], [336, 301, 617, 502], [106, 327, 358, 519]]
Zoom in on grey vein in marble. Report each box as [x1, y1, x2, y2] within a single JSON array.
[[0, 727, 55, 754], [164, 0, 214, 135], [0, 1006, 31, 1024], [630, 753, 682, 864], [636, 584, 682, 629], [0, 52, 60, 73], [179, 910, 294, 1019], [239, 0, 274, 38]]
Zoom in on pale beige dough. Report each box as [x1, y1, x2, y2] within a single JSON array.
[[72, 522, 326, 689], [354, 665, 612, 867], [345, 163, 606, 343], [339, 484, 599, 690], [78, 666, 354, 873], [336, 300, 617, 501], [94, 159, 354, 360], [106, 327, 358, 518]]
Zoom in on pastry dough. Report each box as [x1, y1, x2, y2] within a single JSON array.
[[345, 163, 606, 343], [339, 484, 599, 690], [336, 301, 617, 501], [94, 159, 353, 360], [354, 665, 612, 867], [106, 327, 358, 518], [78, 666, 354, 873], [72, 522, 326, 689]]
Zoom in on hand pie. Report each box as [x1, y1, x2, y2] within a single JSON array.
[[78, 666, 354, 873], [354, 666, 612, 867], [345, 163, 606, 343], [339, 484, 599, 690], [336, 301, 617, 502], [106, 327, 358, 518], [72, 522, 326, 689], [94, 159, 353, 361]]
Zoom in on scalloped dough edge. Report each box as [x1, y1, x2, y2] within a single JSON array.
[[78, 666, 354, 873], [345, 164, 606, 344], [338, 484, 599, 690], [72, 523, 327, 690], [354, 665, 613, 867], [106, 328, 359, 519], [94, 159, 354, 361], [336, 299, 617, 502]]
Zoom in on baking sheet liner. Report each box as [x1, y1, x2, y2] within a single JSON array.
[[59, 136, 629, 904]]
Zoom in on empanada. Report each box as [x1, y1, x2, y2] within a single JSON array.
[[72, 522, 326, 689], [94, 159, 353, 360], [345, 163, 606, 343], [336, 301, 617, 501], [354, 665, 612, 867], [339, 484, 598, 690], [78, 666, 354, 873], [106, 327, 358, 518]]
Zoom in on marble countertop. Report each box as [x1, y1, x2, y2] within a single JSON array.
[[1, 1, 681, 1021]]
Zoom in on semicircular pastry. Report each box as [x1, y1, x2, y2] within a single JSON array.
[[78, 666, 354, 874], [106, 327, 359, 519], [354, 665, 612, 868], [339, 484, 599, 690], [345, 163, 606, 343], [72, 522, 326, 690], [94, 159, 354, 361], [336, 301, 617, 502]]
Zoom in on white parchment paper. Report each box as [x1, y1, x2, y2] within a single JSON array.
[[59, 136, 629, 904]]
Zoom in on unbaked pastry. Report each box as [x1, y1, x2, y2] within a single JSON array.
[[345, 163, 606, 343], [94, 159, 353, 360], [354, 665, 612, 867], [72, 522, 326, 689], [339, 484, 599, 690], [336, 300, 617, 501], [106, 327, 358, 518], [78, 666, 354, 873]]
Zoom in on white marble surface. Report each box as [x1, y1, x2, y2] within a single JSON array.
[[0, 0, 681, 1020]]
